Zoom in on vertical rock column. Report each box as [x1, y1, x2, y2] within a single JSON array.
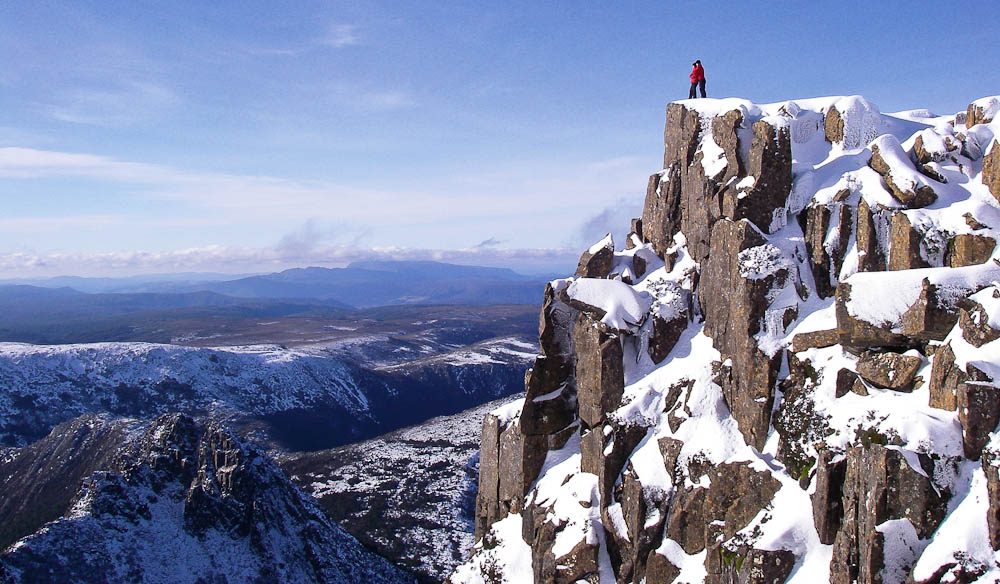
[[474, 280, 580, 541]]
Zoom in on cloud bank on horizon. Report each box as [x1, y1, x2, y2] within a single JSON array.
[[0, 1, 997, 277]]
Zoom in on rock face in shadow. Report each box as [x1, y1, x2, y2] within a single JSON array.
[[0, 414, 413, 584]]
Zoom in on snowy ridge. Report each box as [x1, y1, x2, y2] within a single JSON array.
[[0, 341, 370, 446], [453, 95, 1000, 583]]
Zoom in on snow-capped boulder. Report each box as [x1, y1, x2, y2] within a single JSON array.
[[824, 96, 881, 149], [966, 96, 1000, 128], [576, 233, 615, 278], [870, 134, 939, 208]]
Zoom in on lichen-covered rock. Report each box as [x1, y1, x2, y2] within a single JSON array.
[[947, 233, 995, 267], [855, 350, 922, 391], [958, 297, 1000, 348], [718, 547, 796, 584]]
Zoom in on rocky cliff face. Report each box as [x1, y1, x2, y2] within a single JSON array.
[[0, 413, 414, 584], [452, 95, 1000, 583]]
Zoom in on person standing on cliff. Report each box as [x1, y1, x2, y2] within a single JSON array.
[[688, 60, 706, 99]]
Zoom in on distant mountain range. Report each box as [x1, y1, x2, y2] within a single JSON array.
[[0, 261, 553, 344], [0, 260, 553, 309]]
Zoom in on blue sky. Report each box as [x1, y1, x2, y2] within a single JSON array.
[[1, 0, 997, 276]]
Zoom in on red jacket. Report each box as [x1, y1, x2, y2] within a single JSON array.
[[690, 64, 705, 83]]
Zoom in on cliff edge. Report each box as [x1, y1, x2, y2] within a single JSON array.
[[451, 95, 1000, 583]]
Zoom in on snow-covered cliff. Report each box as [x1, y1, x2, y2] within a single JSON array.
[[453, 96, 1000, 583]]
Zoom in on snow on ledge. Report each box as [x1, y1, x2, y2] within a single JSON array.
[[566, 278, 652, 331]]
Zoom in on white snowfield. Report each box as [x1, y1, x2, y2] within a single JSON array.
[[452, 95, 1000, 583]]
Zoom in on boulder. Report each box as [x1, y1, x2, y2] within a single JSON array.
[[545, 538, 599, 584], [870, 137, 938, 208], [576, 234, 615, 278], [855, 350, 922, 391], [899, 279, 963, 341], [705, 462, 781, 542], [966, 98, 999, 128], [835, 282, 911, 349], [643, 550, 680, 584], [836, 368, 860, 398], [791, 328, 839, 352], [824, 97, 880, 149], [913, 131, 959, 165], [649, 310, 687, 364], [958, 297, 1000, 348], [948, 234, 996, 267], [664, 486, 708, 554]]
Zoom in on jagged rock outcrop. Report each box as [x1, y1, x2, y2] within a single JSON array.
[[0, 414, 413, 584], [453, 95, 1000, 584]]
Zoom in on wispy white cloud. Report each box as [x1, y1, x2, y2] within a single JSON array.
[[238, 22, 363, 57], [321, 24, 361, 48], [43, 82, 180, 126], [0, 242, 577, 278]]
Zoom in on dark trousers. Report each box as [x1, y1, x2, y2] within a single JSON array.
[[688, 79, 706, 99]]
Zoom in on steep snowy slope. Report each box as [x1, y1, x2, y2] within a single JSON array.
[[0, 413, 414, 584], [283, 395, 520, 582], [453, 96, 1000, 583]]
